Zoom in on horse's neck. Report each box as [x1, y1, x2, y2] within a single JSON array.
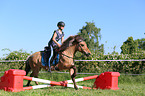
[[62, 45, 76, 57]]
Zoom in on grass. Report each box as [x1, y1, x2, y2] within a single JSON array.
[[0, 72, 145, 96]]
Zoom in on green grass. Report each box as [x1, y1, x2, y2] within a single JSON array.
[[0, 72, 145, 96]]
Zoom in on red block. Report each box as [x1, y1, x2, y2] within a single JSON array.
[[0, 69, 26, 92], [93, 72, 120, 90]]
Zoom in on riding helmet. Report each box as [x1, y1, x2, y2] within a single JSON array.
[[57, 21, 65, 27]]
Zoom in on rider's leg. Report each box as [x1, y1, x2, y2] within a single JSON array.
[[50, 48, 58, 65]]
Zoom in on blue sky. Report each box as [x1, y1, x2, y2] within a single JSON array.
[[0, 0, 145, 58]]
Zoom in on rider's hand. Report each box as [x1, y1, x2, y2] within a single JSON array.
[[58, 44, 61, 47]]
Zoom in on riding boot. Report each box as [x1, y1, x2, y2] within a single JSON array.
[[47, 60, 51, 73], [45, 51, 51, 72]]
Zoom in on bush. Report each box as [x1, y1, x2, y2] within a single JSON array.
[[0, 49, 145, 74], [75, 52, 145, 74], [0, 49, 32, 71]]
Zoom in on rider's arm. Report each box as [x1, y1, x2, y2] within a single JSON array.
[[61, 36, 64, 44], [52, 32, 61, 47]]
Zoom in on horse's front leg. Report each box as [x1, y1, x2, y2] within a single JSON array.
[[69, 66, 78, 90]]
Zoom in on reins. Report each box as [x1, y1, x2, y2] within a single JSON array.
[[61, 53, 74, 59]]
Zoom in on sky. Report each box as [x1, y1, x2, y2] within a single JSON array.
[[0, 0, 145, 58]]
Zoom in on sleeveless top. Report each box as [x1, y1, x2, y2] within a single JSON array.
[[48, 30, 64, 48]]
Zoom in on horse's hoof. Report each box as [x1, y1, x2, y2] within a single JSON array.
[[26, 84, 30, 86], [26, 84, 32, 86], [55, 67, 60, 71], [75, 87, 78, 90]]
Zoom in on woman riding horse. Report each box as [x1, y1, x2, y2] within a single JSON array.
[[22, 35, 91, 90], [47, 21, 65, 72]]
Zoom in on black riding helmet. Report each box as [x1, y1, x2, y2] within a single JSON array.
[[57, 21, 65, 27]]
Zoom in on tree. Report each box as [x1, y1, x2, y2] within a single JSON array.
[[121, 37, 138, 54], [2, 48, 32, 60], [135, 38, 145, 51], [77, 22, 104, 55]]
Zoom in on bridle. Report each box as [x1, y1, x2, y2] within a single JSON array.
[[61, 41, 85, 59]]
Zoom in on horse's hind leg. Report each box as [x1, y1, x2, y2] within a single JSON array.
[[26, 72, 39, 86], [26, 80, 31, 86], [27, 67, 40, 86], [69, 66, 78, 90]]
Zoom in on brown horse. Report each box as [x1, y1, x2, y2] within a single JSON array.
[[21, 35, 91, 90]]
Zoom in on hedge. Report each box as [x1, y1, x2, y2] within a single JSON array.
[[75, 52, 145, 74], [0, 52, 145, 74]]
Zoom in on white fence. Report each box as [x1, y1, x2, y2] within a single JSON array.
[[75, 59, 145, 62], [0, 60, 26, 62], [0, 59, 145, 62]]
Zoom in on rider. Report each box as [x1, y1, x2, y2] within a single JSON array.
[[47, 21, 65, 71]]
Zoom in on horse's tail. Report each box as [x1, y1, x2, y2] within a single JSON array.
[[19, 64, 24, 70], [19, 55, 30, 69], [25, 57, 31, 76], [19, 55, 31, 76]]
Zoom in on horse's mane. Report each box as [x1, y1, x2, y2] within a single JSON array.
[[59, 35, 83, 52]]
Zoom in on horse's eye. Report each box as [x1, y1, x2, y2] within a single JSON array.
[[80, 44, 84, 46]]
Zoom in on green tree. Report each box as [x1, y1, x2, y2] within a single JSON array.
[[77, 22, 104, 56], [2, 48, 32, 60], [111, 46, 119, 55], [135, 38, 145, 51], [121, 37, 138, 54]]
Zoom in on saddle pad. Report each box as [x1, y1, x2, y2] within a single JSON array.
[[53, 54, 59, 65], [41, 52, 59, 66]]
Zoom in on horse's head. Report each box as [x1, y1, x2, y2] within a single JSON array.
[[73, 35, 91, 57], [60, 35, 91, 57]]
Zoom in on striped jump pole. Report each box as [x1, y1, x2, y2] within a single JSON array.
[[24, 83, 94, 90], [63, 75, 98, 84], [23, 75, 98, 90], [23, 75, 98, 85], [24, 85, 52, 90], [23, 76, 64, 86]]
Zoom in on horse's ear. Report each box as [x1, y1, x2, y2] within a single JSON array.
[[69, 36, 76, 46], [68, 35, 84, 46], [75, 35, 83, 43]]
